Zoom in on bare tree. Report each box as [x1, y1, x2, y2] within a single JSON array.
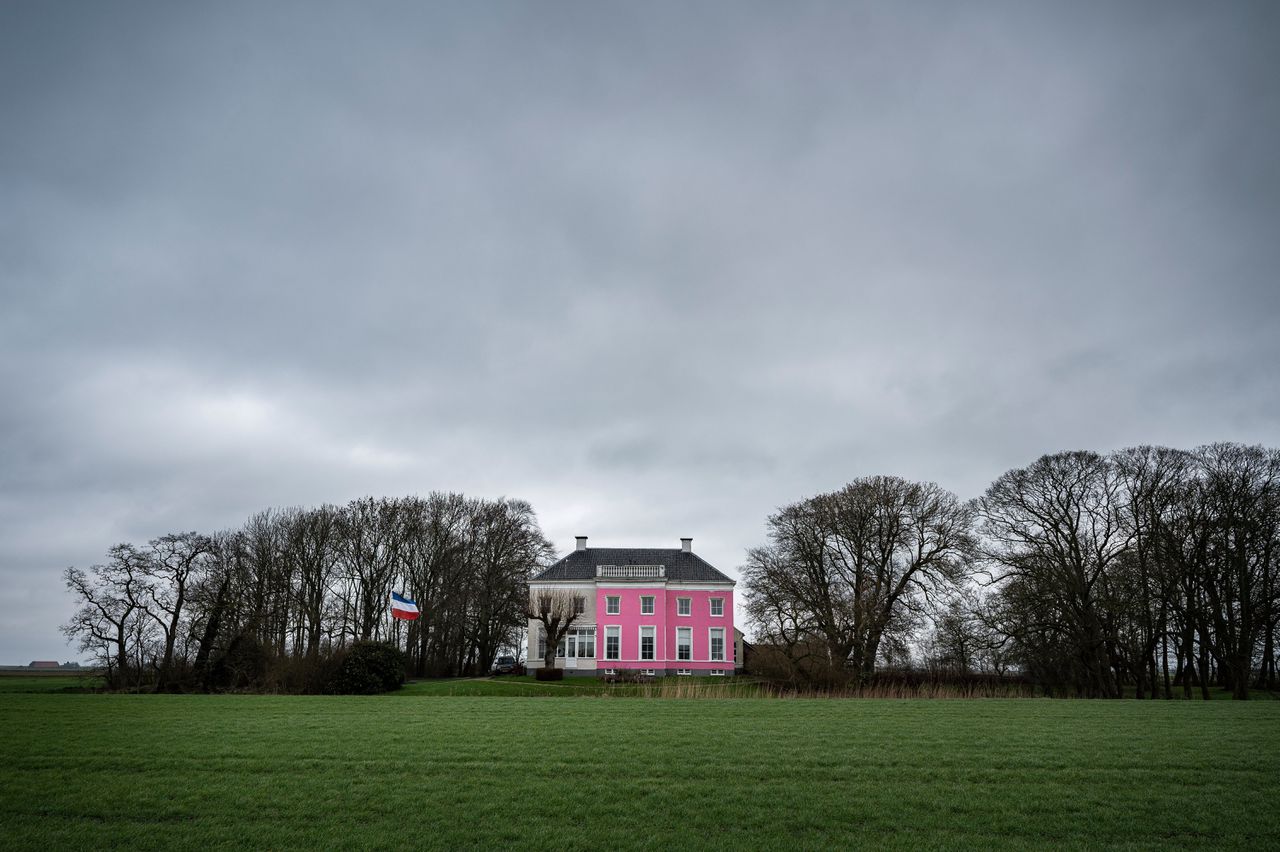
[[527, 589, 584, 672], [466, 499, 552, 674], [139, 532, 215, 691], [744, 476, 975, 686], [1113, 445, 1193, 698], [337, 498, 405, 642], [1193, 443, 1280, 699], [61, 544, 149, 687], [977, 452, 1133, 698]]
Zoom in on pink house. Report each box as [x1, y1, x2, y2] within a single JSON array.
[[528, 536, 737, 677]]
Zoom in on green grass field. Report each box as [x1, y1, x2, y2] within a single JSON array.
[[2, 691, 1277, 850], [0, 675, 104, 693]]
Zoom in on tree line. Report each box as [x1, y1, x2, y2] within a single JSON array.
[[742, 443, 1280, 699], [63, 494, 552, 691]]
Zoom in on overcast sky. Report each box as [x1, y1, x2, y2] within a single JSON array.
[[2, 2, 1277, 662]]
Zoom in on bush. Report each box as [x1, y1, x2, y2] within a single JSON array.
[[325, 642, 407, 695], [207, 633, 270, 692], [534, 667, 564, 681], [604, 668, 651, 684]]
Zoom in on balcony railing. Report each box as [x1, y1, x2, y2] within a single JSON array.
[[596, 564, 665, 579]]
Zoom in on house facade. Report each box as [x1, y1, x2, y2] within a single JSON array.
[[528, 536, 737, 677]]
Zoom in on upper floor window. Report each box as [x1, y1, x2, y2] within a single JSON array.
[[677, 597, 691, 616], [606, 596, 620, 615], [573, 596, 585, 615], [710, 598, 724, 617], [641, 595, 655, 615]]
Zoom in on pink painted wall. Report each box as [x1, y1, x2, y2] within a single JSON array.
[[595, 586, 734, 669]]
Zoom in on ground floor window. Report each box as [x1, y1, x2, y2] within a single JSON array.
[[677, 627, 691, 661], [541, 627, 596, 658], [605, 626, 620, 660], [710, 628, 725, 662], [569, 627, 595, 658]]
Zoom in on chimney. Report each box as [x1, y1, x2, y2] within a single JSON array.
[[575, 536, 588, 551], [680, 537, 692, 553]]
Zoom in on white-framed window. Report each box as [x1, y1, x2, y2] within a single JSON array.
[[710, 669, 726, 677], [709, 628, 725, 662], [640, 626, 655, 661], [566, 627, 595, 659], [537, 631, 546, 659], [554, 627, 599, 659], [603, 668, 617, 676], [641, 595, 655, 615], [642, 669, 656, 676], [606, 596, 620, 615], [710, 598, 724, 617], [677, 597, 691, 616], [677, 627, 692, 661], [677, 668, 692, 676], [605, 626, 620, 660], [573, 596, 585, 615]]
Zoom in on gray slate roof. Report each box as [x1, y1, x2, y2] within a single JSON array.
[[533, 548, 735, 584]]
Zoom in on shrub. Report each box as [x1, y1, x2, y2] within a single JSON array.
[[207, 633, 270, 692], [603, 668, 650, 684], [325, 641, 407, 694], [534, 667, 564, 681]]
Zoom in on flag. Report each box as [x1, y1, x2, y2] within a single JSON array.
[[390, 591, 420, 621]]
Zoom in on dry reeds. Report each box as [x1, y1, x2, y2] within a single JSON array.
[[621, 677, 1038, 700]]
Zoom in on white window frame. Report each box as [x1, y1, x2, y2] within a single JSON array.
[[709, 627, 725, 662], [676, 626, 692, 661], [573, 596, 585, 616], [641, 669, 656, 676], [604, 625, 621, 661], [572, 626, 596, 659], [676, 668, 692, 676], [639, 625, 656, 661], [641, 595, 655, 615], [606, 596, 620, 616], [709, 597, 724, 617], [677, 597, 691, 617], [710, 669, 726, 677]]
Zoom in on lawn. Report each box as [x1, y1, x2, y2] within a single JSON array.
[[1, 693, 1277, 850]]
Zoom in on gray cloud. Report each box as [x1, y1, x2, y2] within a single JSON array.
[[2, 1, 1278, 661]]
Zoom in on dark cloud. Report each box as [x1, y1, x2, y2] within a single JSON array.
[[2, 1, 1277, 661]]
